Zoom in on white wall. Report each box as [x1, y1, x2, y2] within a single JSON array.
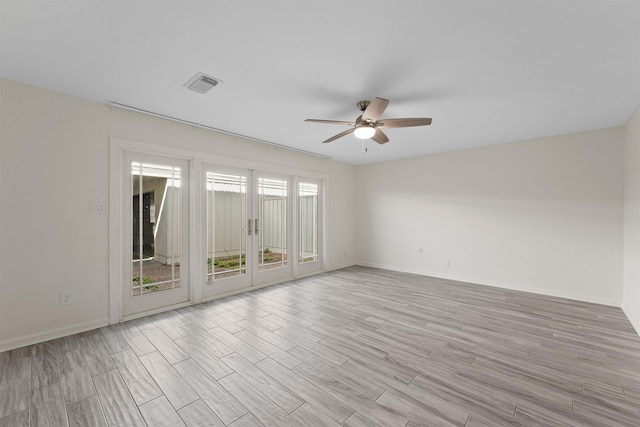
[[0, 78, 357, 351], [1, 76, 635, 351], [623, 106, 640, 334], [356, 128, 625, 305]]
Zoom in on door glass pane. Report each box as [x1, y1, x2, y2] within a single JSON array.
[[299, 182, 318, 263], [131, 162, 182, 295], [207, 172, 247, 281], [258, 177, 287, 271]]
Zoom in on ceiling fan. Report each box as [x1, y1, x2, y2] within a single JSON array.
[[305, 97, 432, 144]]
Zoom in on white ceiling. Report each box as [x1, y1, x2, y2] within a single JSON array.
[[1, 0, 639, 165]]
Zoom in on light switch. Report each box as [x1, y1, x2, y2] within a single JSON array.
[[89, 202, 105, 215]]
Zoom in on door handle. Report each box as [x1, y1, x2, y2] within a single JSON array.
[[247, 219, 252, 236], [255, 218, 260, 234]]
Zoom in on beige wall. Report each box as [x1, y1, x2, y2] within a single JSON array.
[[623, 106, 640, 334], [356, 127, 625, 305], [0, 78, 357, 350], [1, 76, 637, 350]]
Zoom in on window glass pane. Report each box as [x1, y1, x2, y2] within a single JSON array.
[[298, 182, 318, 263], [207, 172, 247, 281], [131, 162, 182, 295], [258, 178, 287, 271]]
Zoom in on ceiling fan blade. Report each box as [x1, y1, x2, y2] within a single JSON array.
[[305, 119, 356, 126], [362, 97, 389, 122], [371, 128, 389, 144], [322, 128, 355, 144], [377, 118, 432, 128]]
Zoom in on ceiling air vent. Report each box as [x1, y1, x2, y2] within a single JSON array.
[[184, 72, 222, 94]]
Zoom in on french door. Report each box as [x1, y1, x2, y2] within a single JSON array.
[[123, 152, 190, 317], [113, 140, 324, 322], [203, 165, 294, 298], [297, 178, 322, 277], [204, 166, 252, 295]]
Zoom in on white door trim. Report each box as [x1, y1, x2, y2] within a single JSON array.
[[201, 164, 253, 299], [253, 170, 294, 287], [109, 137, 199, 323], [109, 136, 329, 325]]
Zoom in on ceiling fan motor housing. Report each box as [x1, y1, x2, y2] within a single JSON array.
[[305, 96, 431, 145], [357, 100, 370, 112]]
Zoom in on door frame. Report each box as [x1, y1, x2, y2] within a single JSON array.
[[202, 167, 297, 298], [110, 137, 328, 324], [110, 138, 200, 323], [122, 152, 192, 318], [201, 164, 253, 298], [253, 170, 294, 287], [295, 176, 324, 278]]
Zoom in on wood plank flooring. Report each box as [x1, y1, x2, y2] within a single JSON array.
[[2, 266, 640, 426]]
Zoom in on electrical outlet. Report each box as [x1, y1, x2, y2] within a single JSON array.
[[60, 291, 72, 306], [445, 260, 451, 269], [419, 248, 424, 254]]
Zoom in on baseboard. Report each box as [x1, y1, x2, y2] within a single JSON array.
[[1, 265, 353, 353], [356, 261, 622, 308], [0, 319, 109, 353], [326, 261, 357, 272], [4, 262, 623, 352], [121, 302, 193, 323], [294, 269, 326, 280]]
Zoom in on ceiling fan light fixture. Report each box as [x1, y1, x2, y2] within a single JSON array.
[[305, 97, 432, 144], [354, 125, 376, 139]]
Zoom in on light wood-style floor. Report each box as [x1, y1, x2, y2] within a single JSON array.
[[2, 266, 640, 426]]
